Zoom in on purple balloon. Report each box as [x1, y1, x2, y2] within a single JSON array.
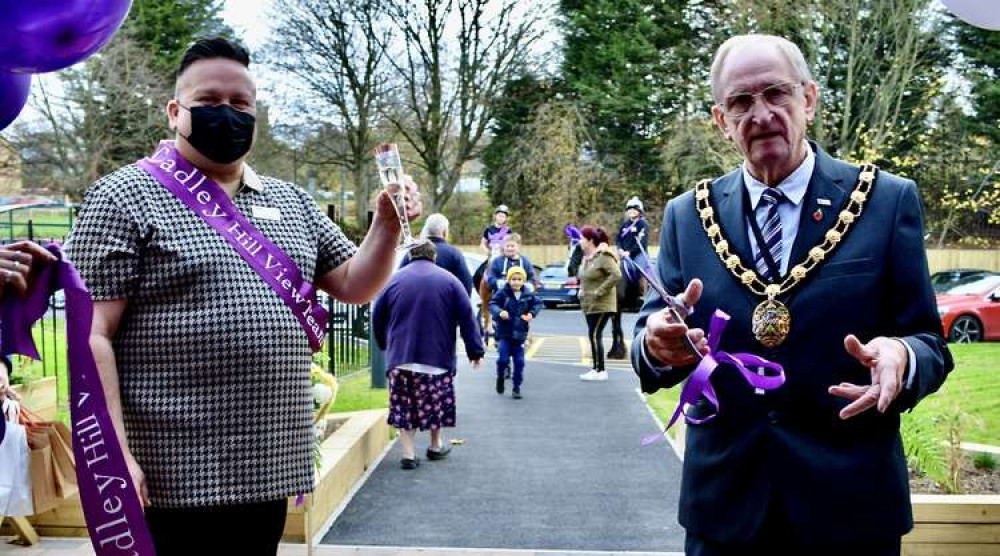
[[0, 0, 133, 74], [0, 71, 31, 131]]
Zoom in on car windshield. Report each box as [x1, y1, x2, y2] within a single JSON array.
[[940, 275, 1000, 295], [540, 267, 567, 279]]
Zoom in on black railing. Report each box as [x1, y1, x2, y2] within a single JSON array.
[[16, 293, 371, 407], [10, 205, 374, 402], [8, 292, 66, 409], [0, 205, 76, 243], [325, 298, 370, 378]]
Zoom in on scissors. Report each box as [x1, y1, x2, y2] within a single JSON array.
[[624, 244, 703, 362]]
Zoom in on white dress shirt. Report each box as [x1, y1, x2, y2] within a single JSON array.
[[742, 145, 815, 277]]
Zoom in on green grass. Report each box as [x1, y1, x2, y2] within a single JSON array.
[[644, 343, 1000, 446], [11, 317, 68, 390], [0, 208, 75, 241], [332, 371, 388, 412], [909, 343, 1000, 446], [645, 386, 681, 440]]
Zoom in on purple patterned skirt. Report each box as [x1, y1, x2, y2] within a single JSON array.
[[387, 369, 457, 431]]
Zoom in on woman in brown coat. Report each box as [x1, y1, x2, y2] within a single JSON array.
[[577, 225, 621, 382]]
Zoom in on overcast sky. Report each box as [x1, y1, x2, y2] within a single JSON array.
[[7, 0, 557, 137], [222, 0, 273, 51]]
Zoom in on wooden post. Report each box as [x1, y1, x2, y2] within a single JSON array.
[[1, 516, 41, 546]]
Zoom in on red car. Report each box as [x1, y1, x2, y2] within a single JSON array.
[[936, 273, 1000, 343]]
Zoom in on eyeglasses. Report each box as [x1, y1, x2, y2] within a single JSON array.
[[719, 82, 803, 118]]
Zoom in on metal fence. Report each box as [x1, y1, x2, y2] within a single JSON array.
[[325, 298, 371, 378], [12, 294, 371, 410], [7, 292, 67, 408], [0, 205, 75, 243], [8, 204, 374, 398]]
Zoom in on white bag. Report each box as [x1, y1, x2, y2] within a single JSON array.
[[0, 399, 33, 516]]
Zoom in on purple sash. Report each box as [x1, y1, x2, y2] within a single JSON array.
[[486, 225, 510, 249], [1, 244, 157, 556], [138, 142, 328, 352]]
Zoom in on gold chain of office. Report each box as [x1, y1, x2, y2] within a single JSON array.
[[693, 163, 877, 347]]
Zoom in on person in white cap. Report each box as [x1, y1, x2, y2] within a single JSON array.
[[475, 205, 515, 346], [608, 196, 650, 358], [480, 204, 513, 258], [617, 196, 649, 261]]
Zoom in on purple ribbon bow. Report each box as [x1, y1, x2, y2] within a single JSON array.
[[1, 244, 157, 556], [642, 310, 786, 446]]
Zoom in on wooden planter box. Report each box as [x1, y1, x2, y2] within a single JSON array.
[[282, 409, 391, 543], [11, 376, 58, 420], [2, 408, 391, 543], [904, 495, 1000, 555], [666, 420, 1000, 554]]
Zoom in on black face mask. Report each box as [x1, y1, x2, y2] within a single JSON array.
[[178, 103, 255, 164]]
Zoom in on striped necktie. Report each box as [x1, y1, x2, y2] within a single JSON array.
[[754, 188, 786, 281]]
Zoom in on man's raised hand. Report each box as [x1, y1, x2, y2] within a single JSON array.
[[643, 279, 710, 367], [829, 335, 908, 419]]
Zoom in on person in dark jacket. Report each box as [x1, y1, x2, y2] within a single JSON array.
[[489, 266, 543, 399], [480, 204, 513, 258], [373, 241, 485, 469], [565, 224, 584, 278], [608, 196, 650, 359], [634, 34, 952, 554], [486, 234, 535, 293], [400, 213, 473, 295]]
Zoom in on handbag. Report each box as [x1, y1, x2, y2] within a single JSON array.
[[19, 406, 78, 514], [0, 399, 33, 516]]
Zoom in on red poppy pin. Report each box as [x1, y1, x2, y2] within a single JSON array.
[[813, 209, 823, 222]]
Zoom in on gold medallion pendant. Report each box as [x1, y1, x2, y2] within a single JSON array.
[[694, 163, 878, 348], [752, 298, 791, 348]]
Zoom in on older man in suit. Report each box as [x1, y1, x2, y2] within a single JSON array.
[[632, 34, 953, 556]]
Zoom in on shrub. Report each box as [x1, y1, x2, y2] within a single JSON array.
[[973, 452, 998, 472], [902, 412, 950, 489]]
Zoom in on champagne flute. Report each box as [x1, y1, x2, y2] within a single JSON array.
[[373, 143, 424, 251]]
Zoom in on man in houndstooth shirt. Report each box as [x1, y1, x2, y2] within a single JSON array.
[[65, 38, 421, 556]]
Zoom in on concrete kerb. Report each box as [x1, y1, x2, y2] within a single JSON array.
[[310, 435, 399, 547]]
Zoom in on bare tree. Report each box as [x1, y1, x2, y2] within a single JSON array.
[[494, 101, 603, 243], [266, 0, 389, 223], [10, 30, 168, 197], [820, 0, 942, 158], [381, 0, 542, 211]]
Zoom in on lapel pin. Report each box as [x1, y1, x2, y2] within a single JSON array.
[[817, 198, 832, 206], [813, 209, 823, 222]]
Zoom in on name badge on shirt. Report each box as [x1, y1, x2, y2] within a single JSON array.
[[251, 206, 281, 221]]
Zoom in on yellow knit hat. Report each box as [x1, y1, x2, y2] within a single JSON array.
[[506, 266, 527, 280]]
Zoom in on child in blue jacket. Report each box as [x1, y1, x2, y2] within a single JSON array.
[[489, 266, 543, 399]]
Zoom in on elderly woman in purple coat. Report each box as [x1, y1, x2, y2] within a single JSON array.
[[372, 241, 486, 470]]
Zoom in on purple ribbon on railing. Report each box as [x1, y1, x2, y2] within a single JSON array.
[[1, 244, 157, 556], [641, 309, 786, 446]]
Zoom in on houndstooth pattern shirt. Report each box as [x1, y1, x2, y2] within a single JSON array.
[[65, 163, 356, 508]]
